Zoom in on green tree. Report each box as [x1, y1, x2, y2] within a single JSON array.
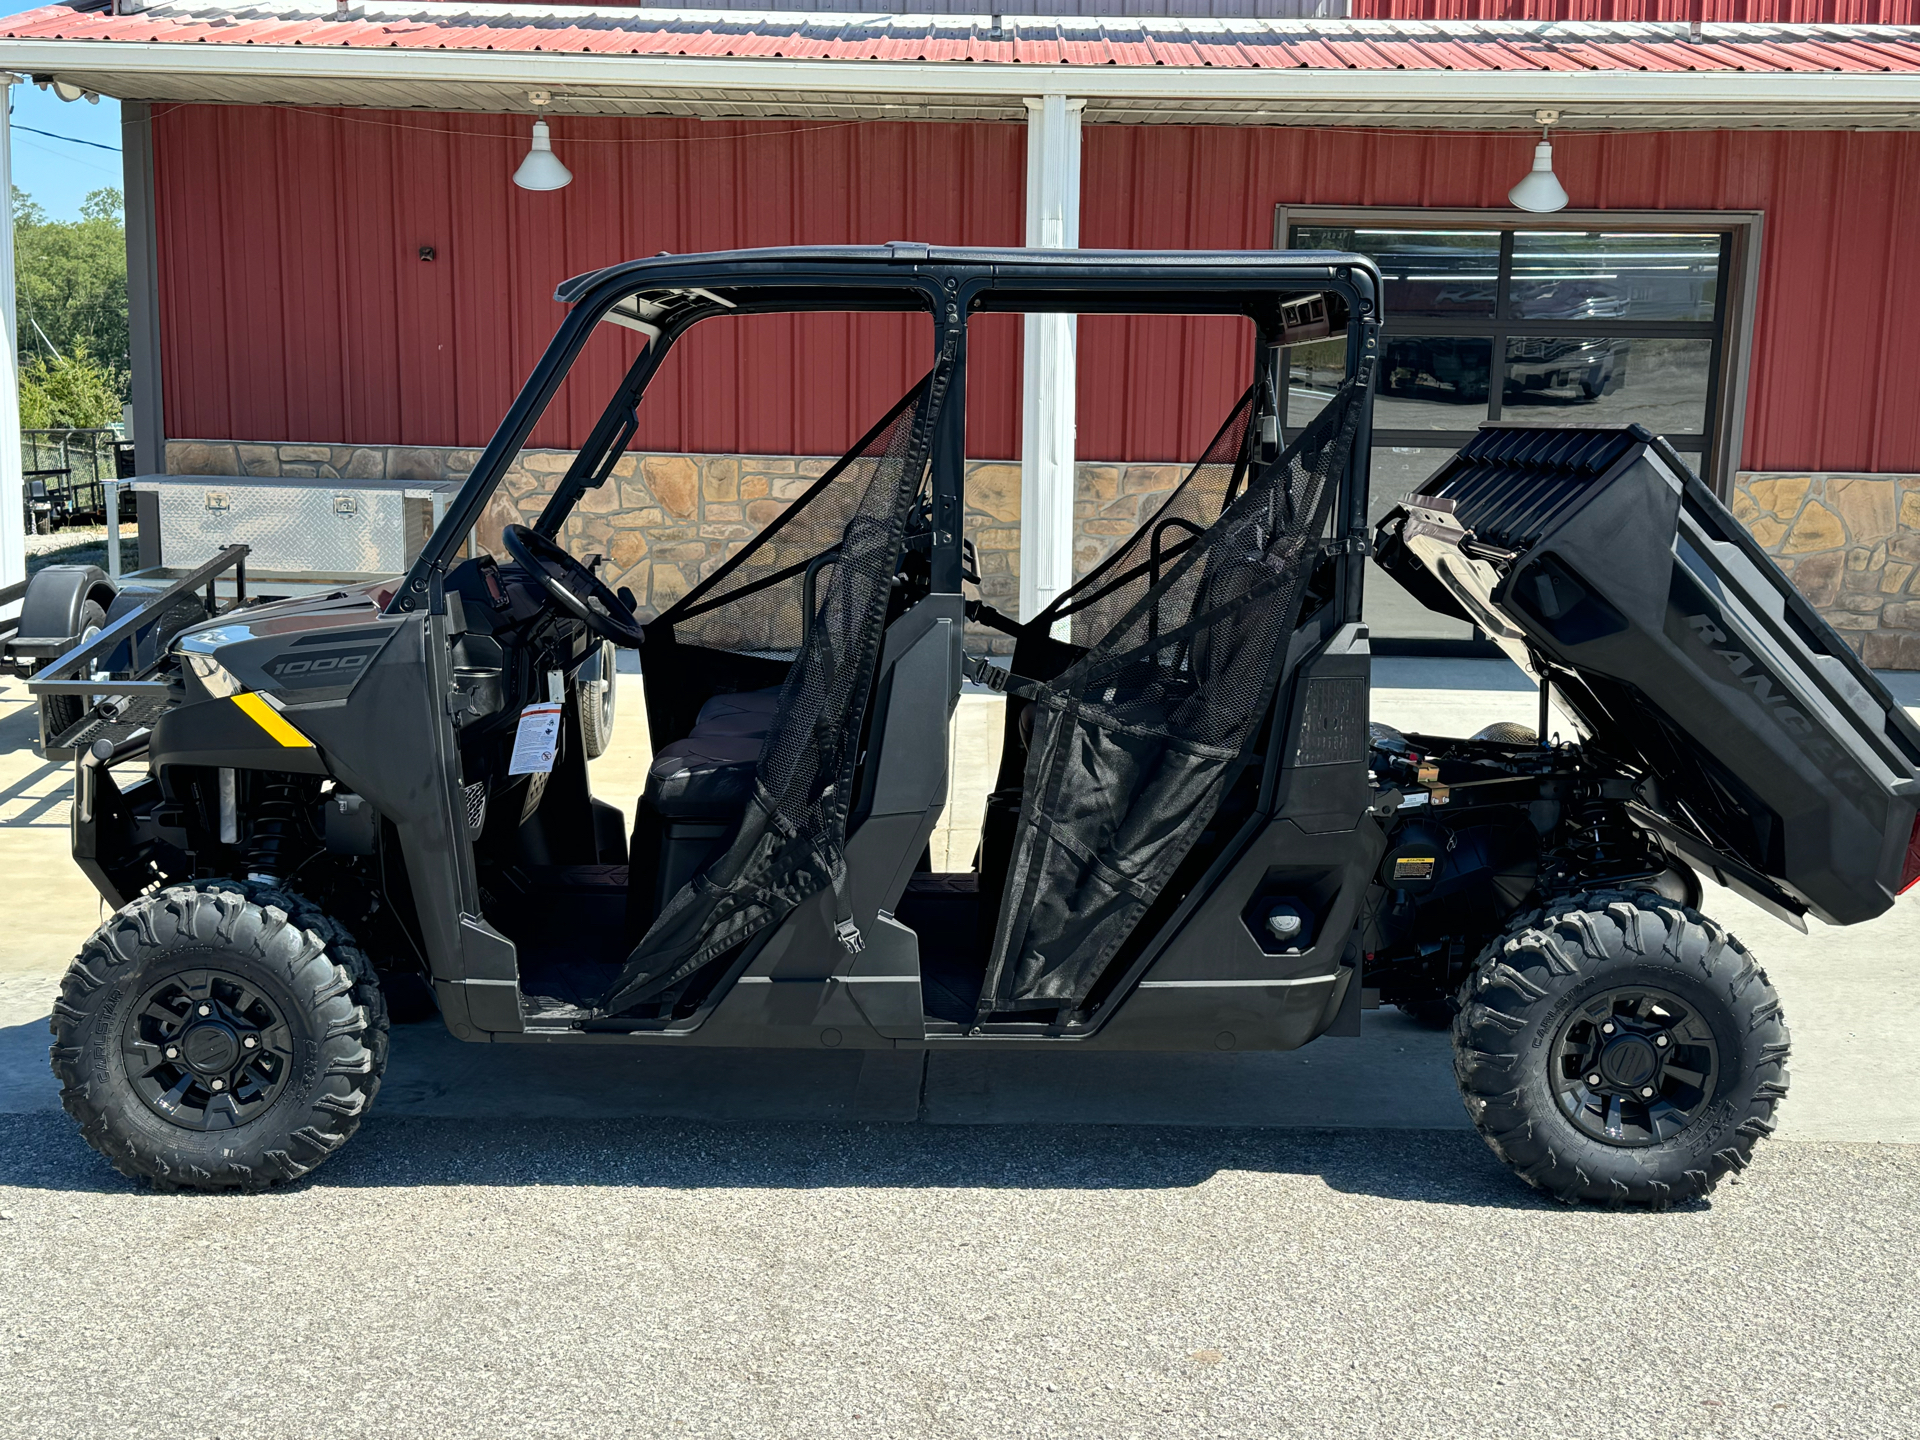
[[19, 344, 123, 429], [13, 185, 129, 410]]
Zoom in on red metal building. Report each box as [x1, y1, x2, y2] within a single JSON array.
[[2, 1, 1915, 660], [141, 96, 1919, 476]]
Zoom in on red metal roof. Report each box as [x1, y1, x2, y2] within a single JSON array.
[[1357, 3, 1916, 23], [2, 3, 1914, 75]]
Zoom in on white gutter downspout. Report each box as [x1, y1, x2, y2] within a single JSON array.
[[1019, 93, 1082, 626], [0, 75, 23, 625]]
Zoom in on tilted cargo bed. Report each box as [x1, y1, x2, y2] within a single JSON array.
[[1375, 424, 1919, 926]]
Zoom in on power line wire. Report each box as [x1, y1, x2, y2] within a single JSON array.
[[11, 123, 122, 155]]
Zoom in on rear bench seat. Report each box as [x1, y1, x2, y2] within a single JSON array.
[[686, 689, 783, 739], [633, 688, 784, 929], [642, 687, 781, 820]]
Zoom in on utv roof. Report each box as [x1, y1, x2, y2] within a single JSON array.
[[556, 244, 1383, 325]]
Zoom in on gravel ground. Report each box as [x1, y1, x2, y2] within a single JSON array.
[[1, 1115, 1913, 1441], [22, 525, 137, 575]]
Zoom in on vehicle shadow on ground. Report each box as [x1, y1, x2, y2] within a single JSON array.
[[0, 1107, 1587, 1212], [0, 699, 50, 756], [0, 763, 68, 827]]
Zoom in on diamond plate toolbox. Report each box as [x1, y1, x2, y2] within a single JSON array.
[[138, 474, 459, 576]]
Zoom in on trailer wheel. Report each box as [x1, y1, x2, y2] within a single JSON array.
[[39, 599, 105, 741], [49, 883, 388, 1192], [1452, 890, 1789, 1209]]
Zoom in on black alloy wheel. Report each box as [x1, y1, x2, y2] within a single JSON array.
[[51, 882, 388, 1190], [122, 968, 295, 1130], [1550, 985, 1719, 1147], [1452, 889, 1789, 1208]]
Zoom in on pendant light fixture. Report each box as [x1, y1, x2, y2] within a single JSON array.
[[1507, 109, 1569, 215], [514, 91, 573, 192]]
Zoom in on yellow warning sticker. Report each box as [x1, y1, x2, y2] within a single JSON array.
[[232, 692, 314, 749], [1393, 856, 1437, 881]]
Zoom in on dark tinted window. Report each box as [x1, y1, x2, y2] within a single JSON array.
[[1288, 215, 1732, 642], [1510, 232, 1721, 323], [1292, 225, 1499, 318]]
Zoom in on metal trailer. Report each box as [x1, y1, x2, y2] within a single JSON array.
[[2, 472, 579, 757], [26, 245, 1919, 1205]]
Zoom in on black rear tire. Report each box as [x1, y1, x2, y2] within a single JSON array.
[[1453, 890, 1789, 1209], [50, 883, 387, 1191]]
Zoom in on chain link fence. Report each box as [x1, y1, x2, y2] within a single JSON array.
[[21, 428, 134, 533]]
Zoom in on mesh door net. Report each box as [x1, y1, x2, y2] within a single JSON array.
[[978, 369, 1369, 1018], [601, 370, 947, 1014]]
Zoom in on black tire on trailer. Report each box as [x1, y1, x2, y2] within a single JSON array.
[[1452, 889, 1790, 1209], [577, 637, 618, 760], [49, 883, 388, 1191], [39, 599, 106, 741]]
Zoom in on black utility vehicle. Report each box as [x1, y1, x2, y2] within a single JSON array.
[[34, 248, 1919, 1204]]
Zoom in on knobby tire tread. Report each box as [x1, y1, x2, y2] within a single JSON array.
[[1451, 888, 1790, 1210], [49, 881, 388, 1192]]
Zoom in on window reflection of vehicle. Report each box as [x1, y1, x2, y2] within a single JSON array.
[[1384, 282, 1632, 408], [1504, 284, 1630, 404], [1382, 336, 1495, 405]]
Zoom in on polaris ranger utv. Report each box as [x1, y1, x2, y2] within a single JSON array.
[[36, 247, 1918, 1205]]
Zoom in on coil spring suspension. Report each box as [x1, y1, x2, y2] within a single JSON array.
[[244, 777, 309, 883], [1542, 798, 1659, 892]]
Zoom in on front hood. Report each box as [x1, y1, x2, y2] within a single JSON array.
[[173, 586, 409, 707]]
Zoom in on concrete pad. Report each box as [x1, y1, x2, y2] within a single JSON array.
[[1695, 877, 1919, 1144], [3, 1114, 1914, 1441], [0, 683, 111, 988], [586, 670, 653, 836], [930, 693, 1005, 871]]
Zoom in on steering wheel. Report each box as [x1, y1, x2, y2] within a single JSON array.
[[500, 524, 646, 649]]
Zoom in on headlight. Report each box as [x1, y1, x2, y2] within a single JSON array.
[[182, 651, 244, 699]]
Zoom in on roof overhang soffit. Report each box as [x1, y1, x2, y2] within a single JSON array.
[[0, 39, 1915, 130]]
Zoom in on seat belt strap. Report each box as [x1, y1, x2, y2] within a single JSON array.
[[962, 652, 1045, 700], [823, 844, 864, 955]]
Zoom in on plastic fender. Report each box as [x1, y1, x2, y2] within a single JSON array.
[[15, 564, 112, 648]]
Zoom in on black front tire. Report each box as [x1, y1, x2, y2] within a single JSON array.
[[1453, 890, 1790, 1209], [50, 884, 388, 1191]]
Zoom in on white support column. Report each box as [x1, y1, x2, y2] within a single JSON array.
[[0, 76, 23, 622], [1019, 93, 1082, 624]]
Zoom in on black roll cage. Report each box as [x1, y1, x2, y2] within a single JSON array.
[[389, 244, 1384, 624]]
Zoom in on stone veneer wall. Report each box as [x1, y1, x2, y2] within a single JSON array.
[[1728, 472, 1918, 670], [166, 440, 1188, 654], [166, 442, 1920, 669]]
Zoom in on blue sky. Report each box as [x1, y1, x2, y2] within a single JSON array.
[[4, 0, 126, 218]]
